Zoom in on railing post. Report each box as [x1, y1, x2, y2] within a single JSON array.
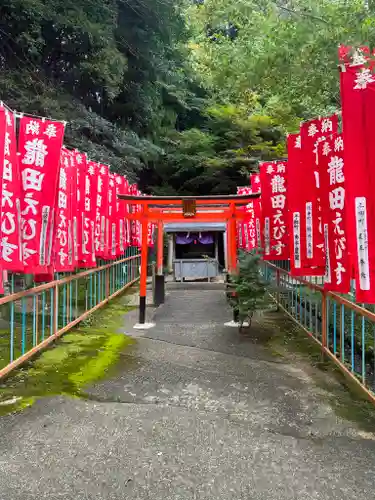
[[105, 266, 110, 299], [276, 268, 280, 312], [53, 285, 59, 334], [321, 290, 327, 351]]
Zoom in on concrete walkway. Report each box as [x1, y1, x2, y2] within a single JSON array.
[[1, 284, 375, 499]]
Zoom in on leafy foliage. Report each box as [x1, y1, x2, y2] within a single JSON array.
[[229, 251, 269, 328], [3, 0, 373, 195], [143, 102, 285, 195], [186, 0, 375, 126], [0, 0, 193, 180]]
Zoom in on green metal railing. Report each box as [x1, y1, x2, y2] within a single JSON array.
[[263, 261, 375, 404], [0, 248, 140, 379]]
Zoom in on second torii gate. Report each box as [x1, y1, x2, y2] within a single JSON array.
[[118, 193, 260, 328]]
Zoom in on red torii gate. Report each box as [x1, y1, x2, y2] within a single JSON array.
[[118, 193, 261, 328]]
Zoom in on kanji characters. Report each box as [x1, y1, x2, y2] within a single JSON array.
[[4, 133, 10, 156], [321, 118, 333, 133], [85, 175, 91, 195], [308, 123, 319, 136], [350, 48, 367, 67], [271, 194, 286, 209], [327, 156, 345, 185], [271, 175, 286, 194], [21, 138, 48, 167], [44, 123, 57, 138], [334, 136, 344, 152], [354, 68, 374, 90], [22, 168, 45, 192], [3, 159, 13, 181], [322, 142, 331, 156], [25, 120, 40, 135], [329, 187, 345, 210], [58, 192, 68, 209], [59, 168, 67, 190]]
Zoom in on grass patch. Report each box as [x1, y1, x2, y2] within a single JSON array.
[[0, 293, 137, 416]]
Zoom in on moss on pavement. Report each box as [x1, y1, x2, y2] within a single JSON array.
[[0, 295, 136, 416]]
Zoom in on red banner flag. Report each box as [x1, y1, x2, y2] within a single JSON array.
[[245, 199, 257, 252], [72, 151, 86, 264], [250, 174, 262, 249], [54, 148, 74, 271], [339, 46, 375, 302], [259, 161, 289, 260], [319, 134, 351, 293], [119, 176, 131, 248], [287, 133, 304, 275], [237, 187, 248, 250], [115, 174, 126, 255], [81, 160, 97, 267], [18, 116, 65, 274], [68, 150, 80, 269], [94, 164, 109, 259], [0, 106, 23, 270], [299, 115, 338, 275], [147, 222, 155, 248], [237, 186, 257, 252], [130, 184, 141, 247], [107, 173, 117, 259]]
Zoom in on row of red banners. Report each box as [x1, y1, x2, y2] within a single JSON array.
[[236, 45, 375, 303], [0, 107, 154, 278]]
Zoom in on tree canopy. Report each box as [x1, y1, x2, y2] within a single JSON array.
[[2, 0, 375, 194]]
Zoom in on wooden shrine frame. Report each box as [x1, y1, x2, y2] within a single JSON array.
[[118, 194, 261, 326]]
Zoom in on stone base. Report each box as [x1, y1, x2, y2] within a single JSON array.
[[133, 322, 155, 330], [224, 320, 250, 328]]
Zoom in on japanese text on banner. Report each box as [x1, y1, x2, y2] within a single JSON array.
[[81, 160, 98, 267], [238, 186, 257, 251], [94, 164, 109, 258], [250, 174, 262, 249], [319, 134, 350, 293], [259, 161, 289, 260], [18, 116, 65, 273], [299, 115, 338, 275], [339, 45, 375, 302], [54, 148, 74, 271], [0, 106, 23, 270]]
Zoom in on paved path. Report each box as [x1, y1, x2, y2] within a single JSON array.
[[1, 284, 375, 499]]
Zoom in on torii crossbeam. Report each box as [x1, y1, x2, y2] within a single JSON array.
[[118, 193, 261, 328]]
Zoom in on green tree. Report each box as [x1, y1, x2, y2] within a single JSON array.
[[229, 250, 268, 331], [0, 0, 194, 180], [186, 0, 375, 128], [144, 101, 285, 195]]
